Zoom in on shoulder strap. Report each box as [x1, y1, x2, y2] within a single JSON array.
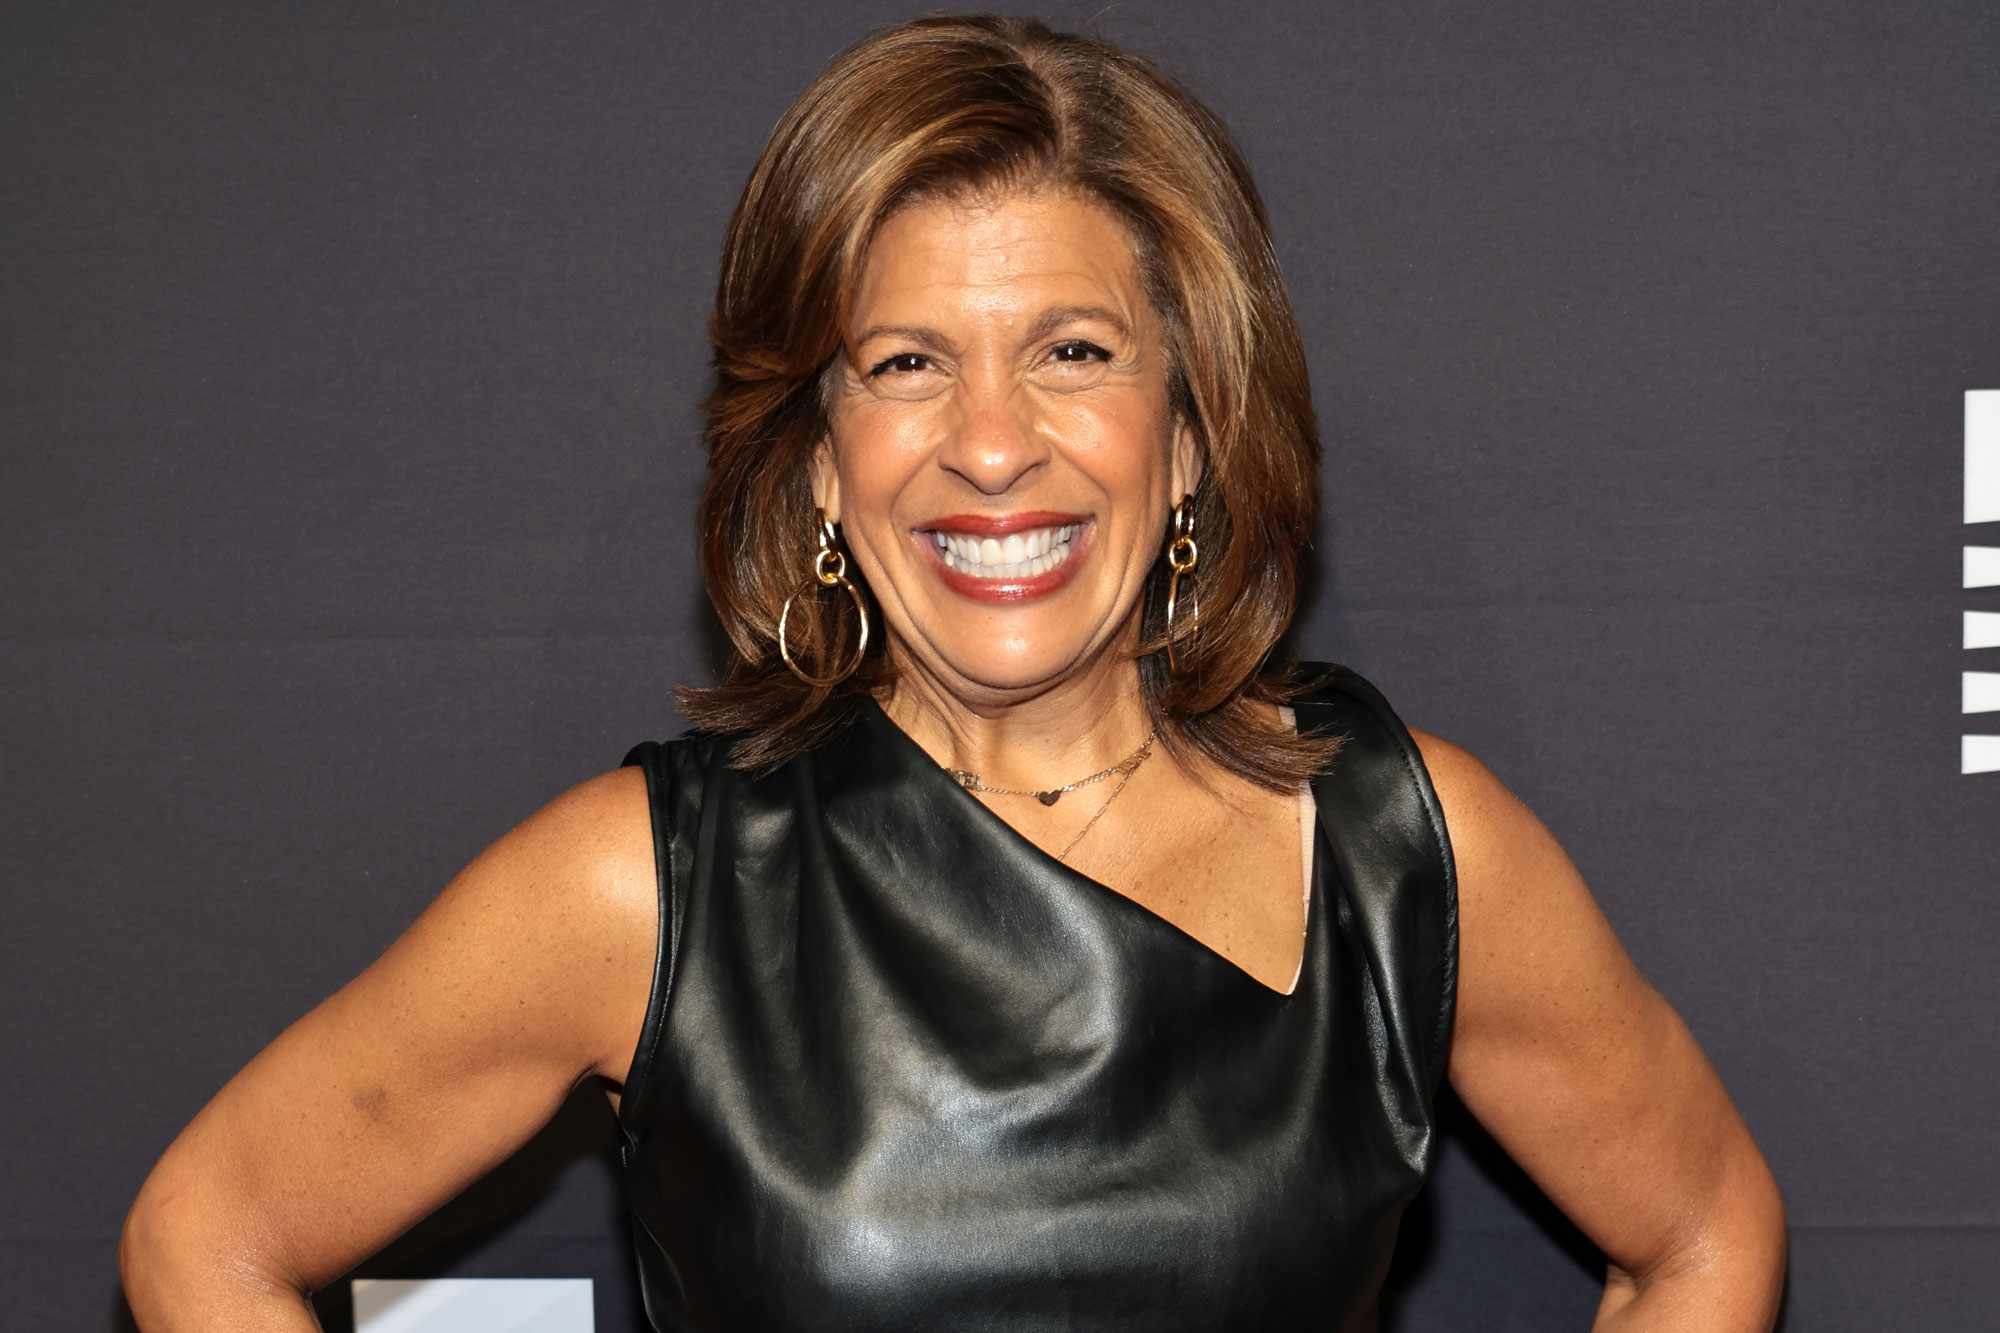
[[1289, 661, 1460, 1110], [615, 736, 696, 1155], [614, 734, 707, 1326]]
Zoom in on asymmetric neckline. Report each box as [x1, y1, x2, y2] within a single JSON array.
[[852, 694, 1320, 999], [613, 659, 1460, 1330]]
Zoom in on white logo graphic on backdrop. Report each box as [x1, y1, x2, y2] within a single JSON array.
[[353, 1278, 593, 1332], [1965, 390, 2000, 775]]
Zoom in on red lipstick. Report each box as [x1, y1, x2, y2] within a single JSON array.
[[918, 510, 1088, 537], [911, 515, 1094, 604]]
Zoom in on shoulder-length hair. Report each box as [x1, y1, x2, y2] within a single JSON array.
[[675, 13, 1339, 790]]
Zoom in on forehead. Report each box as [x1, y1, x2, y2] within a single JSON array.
[[849, 188, 1150, 328]]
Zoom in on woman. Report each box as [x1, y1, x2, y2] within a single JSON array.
[[121, 14, 1786, 1331]]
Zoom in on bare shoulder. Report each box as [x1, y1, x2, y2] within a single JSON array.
[[1403, 725, 1510, 849], [1404, 723, 1577, 932], [1402, 722, 1651, 1073], [482, 761, 660, 1087], [333, 757, 662, 1096]]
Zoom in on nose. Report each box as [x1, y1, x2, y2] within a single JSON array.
[[936, 373, 1049, 496]]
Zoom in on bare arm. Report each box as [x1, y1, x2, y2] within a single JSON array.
[[119, 764, 660, 1330], [1411, 728, 1787, 1331]]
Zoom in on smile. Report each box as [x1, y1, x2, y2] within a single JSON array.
[[932, 523, 1080, 580], [913, 512, 1094, 603]]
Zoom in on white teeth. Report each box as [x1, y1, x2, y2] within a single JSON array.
[[925, 522, 1081, 579]]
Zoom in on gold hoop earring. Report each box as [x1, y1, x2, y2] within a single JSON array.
[[1164, 493, 1199, 673], [778, 509, 870, 687]]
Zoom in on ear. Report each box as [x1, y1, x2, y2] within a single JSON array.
[[1168, 414, 1203, 506], [809, 435, 841, 525]]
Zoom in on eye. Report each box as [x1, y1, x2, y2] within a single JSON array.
[[1049, 340, 1111, 365], [868, 352, 932, 377]]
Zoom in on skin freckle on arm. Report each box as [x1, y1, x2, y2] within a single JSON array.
[[350, 1085, 390, 1124]]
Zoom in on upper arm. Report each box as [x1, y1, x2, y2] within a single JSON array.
[[123, 763, 661, 1294], [1409, 727, 1784, 1289]]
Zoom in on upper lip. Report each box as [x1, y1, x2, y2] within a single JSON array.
[[916, 510, 1089, 536]]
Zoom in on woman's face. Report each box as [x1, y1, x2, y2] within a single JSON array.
[[814, 187, 1199, 702]]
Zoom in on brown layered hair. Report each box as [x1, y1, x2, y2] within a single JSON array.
[[675, 13, 1340, 789]]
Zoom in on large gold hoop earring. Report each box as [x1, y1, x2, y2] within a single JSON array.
[[1164, 493, 1199, 674], [778, 509, 870, 687]]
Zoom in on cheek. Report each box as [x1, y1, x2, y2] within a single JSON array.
[[833, 409, 930, 508], [1058, 397, 1177, 501]]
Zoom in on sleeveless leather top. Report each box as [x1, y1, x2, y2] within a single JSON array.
[[613, 662, 1457, 1331]]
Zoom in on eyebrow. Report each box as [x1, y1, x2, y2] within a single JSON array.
[[1022, 304, 1133, 345], [852, 304, 1134, 354]]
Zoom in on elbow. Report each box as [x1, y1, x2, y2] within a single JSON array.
[[1696, 1161, 1788, 1332], [121, 1155, 200, 1264], [119, 1172, 208, 1322], [1747, 1153, 1790, 1304], [1724, 1140, 1788, 1285], [119, 1166, 308, 1325], [1607, 1145, 1788, 1332], [1662, 1146, 1790, 1330], [119, 1192, 178, 1322], [120, 1172, 174, 1292]]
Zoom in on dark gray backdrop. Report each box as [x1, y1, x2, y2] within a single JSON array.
[[5, 2, 1993, 1329]]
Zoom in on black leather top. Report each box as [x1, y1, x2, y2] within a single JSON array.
[[614, 662, 1458, 1331]]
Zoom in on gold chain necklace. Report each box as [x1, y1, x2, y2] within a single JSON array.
[[1051, 748, 1151, 862], [946, 729, 1160, 864], [944, 728, 1159, 806]]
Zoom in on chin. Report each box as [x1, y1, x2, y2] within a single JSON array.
[[874, 521, 1143, 698], [901, 613, 1115, 700]]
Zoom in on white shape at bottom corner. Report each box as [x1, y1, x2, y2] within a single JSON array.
[[352, 1278, 594, 1333]]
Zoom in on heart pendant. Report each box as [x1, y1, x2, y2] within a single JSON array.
[[1037, 790, 1062, 806]]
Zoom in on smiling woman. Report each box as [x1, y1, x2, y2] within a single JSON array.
[[813, 190, 1198, 701], [678, 14, 1327, 791], [120, 13, 1786, 1333]]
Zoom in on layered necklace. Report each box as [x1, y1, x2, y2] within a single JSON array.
[[945, 727, 1159, 863]]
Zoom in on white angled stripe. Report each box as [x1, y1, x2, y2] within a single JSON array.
[[1967, 611, 2000, 650], [1970, 389, 2000, 524], [1967, 546, 2000, 588], [353, 1279, 594, 1332], [1965, 672, 2000, 714], [1964, 734, 2000, 775]]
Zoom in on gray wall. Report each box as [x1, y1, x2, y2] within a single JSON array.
[[5, 2, 1993, 1328]]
